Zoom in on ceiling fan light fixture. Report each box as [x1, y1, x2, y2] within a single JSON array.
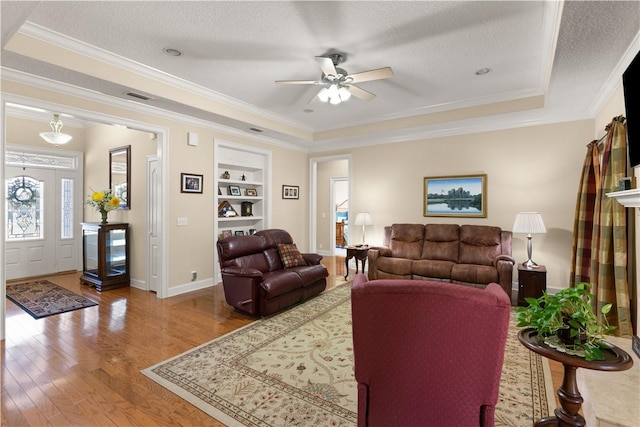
[[338, 86, 351, 101], [317, 87, 330, 103], [39, 114, 73, 145]]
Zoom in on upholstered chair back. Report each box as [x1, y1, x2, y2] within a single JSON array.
[[351, 274, 511, 427]]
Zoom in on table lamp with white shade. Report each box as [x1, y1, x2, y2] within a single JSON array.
[[355, 212, 373, 246], [512, 212, 547, 268]]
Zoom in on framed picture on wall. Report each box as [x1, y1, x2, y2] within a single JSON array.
[[282, 185, 299, 200], [181, 173, 203, 193], [423, 174, 487, 217]]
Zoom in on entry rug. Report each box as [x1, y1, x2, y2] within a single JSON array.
[[143, 285, 555, 426], [6, 280, 98, 319]]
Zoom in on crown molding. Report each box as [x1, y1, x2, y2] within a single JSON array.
[[18, 21, 313, 135], [1, 67, 310, 153]]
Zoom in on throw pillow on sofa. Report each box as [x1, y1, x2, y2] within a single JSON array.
[[277, 243, 307, 268]]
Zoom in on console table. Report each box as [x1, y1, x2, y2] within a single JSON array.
[[518, 328, 633, 427]]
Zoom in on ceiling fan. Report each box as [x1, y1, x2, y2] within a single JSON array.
[[275, 53, 393, 105]]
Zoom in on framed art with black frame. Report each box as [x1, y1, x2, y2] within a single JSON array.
[[282, 185, 299, 199], [181, 173, 203, 193]]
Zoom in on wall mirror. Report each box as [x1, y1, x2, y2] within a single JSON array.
[[109, 145, 131, 209]]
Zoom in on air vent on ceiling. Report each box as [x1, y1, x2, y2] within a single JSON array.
[[125, 91, 153, 101]]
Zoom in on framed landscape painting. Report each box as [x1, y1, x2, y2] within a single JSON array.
[[423, 174, 487, 217]]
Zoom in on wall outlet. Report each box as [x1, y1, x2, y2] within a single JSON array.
[[191, 271, 197, 281], [319, 243, 323, 249]]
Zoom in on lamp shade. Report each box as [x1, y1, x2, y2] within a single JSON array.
[[512, 212, 546, 234], [355, 212, 373, 226]]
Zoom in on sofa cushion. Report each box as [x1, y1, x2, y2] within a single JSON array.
[[288, 264, 329, 286], [412, 259, 455, 280], [390, 224, 425, 259], [264, 247, 284, 271], [377, 256, 414, 276], [422, 224, 459, 262], [458, 225, 502, 266], [277, 243, 307, 268], [451, 264, 499, 285], [217, 235, 266, 265], [260, 270, 304, 297]]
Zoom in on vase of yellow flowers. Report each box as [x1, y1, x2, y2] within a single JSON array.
[[86, 189, 121, 224]]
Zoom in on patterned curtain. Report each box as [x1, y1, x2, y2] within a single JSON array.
[[571, 116, 632, 336]]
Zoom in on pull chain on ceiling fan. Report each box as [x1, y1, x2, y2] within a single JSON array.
[[275, 53, 393, 105]]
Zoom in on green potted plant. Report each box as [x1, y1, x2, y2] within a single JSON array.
[[516, 282, 616, 361]]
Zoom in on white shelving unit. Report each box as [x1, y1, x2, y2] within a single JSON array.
[[214, 140, 272, 277]]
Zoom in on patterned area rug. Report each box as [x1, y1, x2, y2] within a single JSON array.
[[6, 280, 98, 319], [143, 284, 555, 426]]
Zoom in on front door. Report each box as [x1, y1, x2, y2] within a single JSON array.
[[5, 167, 57, 279], [5, 148, 82, 280]]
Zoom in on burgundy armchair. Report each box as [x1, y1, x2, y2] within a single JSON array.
[[351, 274, 511, 427]]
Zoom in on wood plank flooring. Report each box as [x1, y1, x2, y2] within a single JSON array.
[[2, 257, 563, 426]]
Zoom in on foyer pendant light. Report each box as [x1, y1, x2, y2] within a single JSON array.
[[39, 114, 73, 145]]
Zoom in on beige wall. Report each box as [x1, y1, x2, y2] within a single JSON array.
[[338, 121, 593, 288], [84, 124, 156, 283], [2, 78, 632, 299], [2, 80, 310, 292]]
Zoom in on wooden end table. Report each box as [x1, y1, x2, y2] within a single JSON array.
[[518, 263, 547, 306], [518, 328, 633, 427], [344, 246, 369, 280]]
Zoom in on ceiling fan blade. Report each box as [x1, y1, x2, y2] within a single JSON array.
[[315, 56, 338, 77], [275, 79, 322, 85], [348, 84, 376, 101], [348, 67, 394, 83]]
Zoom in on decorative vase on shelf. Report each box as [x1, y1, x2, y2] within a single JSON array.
[[100, 209, 109, 224]]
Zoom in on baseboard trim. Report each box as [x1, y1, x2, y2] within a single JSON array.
[[167, 278, 217, 297]]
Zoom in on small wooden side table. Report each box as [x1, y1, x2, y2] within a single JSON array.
[[518, 328, 633, 427], [518, 263, 547, 306], [344, 246, 369, 280]]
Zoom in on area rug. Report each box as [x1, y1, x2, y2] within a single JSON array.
[[6, 280, 98, 319], [143, 284, 555, 426]]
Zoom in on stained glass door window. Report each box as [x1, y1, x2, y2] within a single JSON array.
[[6, 176, 43, 240]]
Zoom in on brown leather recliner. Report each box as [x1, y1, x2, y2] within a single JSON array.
[[216, 229, 328, 316]]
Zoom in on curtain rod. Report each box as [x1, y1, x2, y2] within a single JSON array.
[[597, 115, 626, 148]]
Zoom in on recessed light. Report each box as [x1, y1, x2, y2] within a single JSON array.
[[163, 47, 183, 57], [475, 67, 492, 76]]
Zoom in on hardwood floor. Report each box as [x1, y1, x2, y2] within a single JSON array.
[[2, 257, 562, 426]]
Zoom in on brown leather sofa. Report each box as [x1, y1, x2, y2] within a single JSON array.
[[367, 224, 515, 296], [216, 229, 328, 316]]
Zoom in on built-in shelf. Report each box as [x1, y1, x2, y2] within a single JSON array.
[[606, 189, 640, 207]]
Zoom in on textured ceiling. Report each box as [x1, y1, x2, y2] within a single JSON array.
[[1, 1, 639, 149]]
